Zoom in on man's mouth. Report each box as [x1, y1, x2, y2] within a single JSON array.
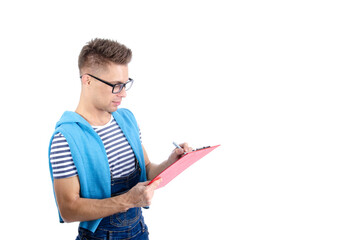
[[112, 100, 121, 106]]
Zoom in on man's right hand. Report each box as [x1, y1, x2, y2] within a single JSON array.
[[124, 179, 162, 208], [54, 176, 161, 223]]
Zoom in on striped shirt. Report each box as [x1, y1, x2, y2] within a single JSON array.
[[50, 116, 141, 179]]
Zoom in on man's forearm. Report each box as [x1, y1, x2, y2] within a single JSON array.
[[146, 159, 173, 181], [59, 193, 132, 223]]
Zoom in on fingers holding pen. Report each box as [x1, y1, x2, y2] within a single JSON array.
[[179, 142, 193, 153], [173, 142, 193, 155]]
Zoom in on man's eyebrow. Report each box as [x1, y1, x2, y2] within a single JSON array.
[[109, 80, 125, 84]]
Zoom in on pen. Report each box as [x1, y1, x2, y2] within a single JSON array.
[[173, 141, 182, 149]]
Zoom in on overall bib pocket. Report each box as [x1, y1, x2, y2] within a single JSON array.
[[110, 207, 141, 227]]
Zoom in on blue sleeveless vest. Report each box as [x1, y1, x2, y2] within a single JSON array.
[[48, 108, 147, 233]]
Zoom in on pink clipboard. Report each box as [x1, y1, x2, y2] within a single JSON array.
[[148, 145, 220, 189]]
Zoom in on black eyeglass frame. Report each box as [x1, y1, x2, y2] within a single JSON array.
[[80, 73, 134, 94]]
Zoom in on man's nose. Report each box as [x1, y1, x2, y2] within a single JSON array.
[[116, 87, 127, 98]]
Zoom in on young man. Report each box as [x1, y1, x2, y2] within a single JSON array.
[[48, 38, 192, 239]]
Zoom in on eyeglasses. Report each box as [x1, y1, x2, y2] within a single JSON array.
[[81, 73, 134, 94]]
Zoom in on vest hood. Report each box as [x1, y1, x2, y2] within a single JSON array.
[[55, 111, 91, 128]]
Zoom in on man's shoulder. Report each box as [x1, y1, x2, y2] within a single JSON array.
[[114, 108, 136, 119], [115, 108, 133, 115]]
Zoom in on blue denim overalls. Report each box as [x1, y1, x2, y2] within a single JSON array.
[[76, 161, 149, 240]]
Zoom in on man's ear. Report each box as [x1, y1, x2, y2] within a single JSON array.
[[80, 74, 91, 85]]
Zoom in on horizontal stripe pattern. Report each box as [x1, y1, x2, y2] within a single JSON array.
[[50, 134, 78, 179], [50, 116, 141, 179], [93, 118, 137, 178]]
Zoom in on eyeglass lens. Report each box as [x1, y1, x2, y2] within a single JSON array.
[[112, 80, 133, 93]]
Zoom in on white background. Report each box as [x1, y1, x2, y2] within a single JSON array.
[[0, 0, 361, 239]]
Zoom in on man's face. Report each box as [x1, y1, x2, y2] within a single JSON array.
[[88, 63, 129, 113]]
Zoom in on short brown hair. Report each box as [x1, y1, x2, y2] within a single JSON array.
[[78, 38, 132, 73]]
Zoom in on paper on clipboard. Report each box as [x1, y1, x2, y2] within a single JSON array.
[[148, 145, 220, 190]]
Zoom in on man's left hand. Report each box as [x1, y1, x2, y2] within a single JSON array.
[[168, 142, 193, 164]]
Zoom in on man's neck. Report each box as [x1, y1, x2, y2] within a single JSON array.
[[75, 104, 112, 126]]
